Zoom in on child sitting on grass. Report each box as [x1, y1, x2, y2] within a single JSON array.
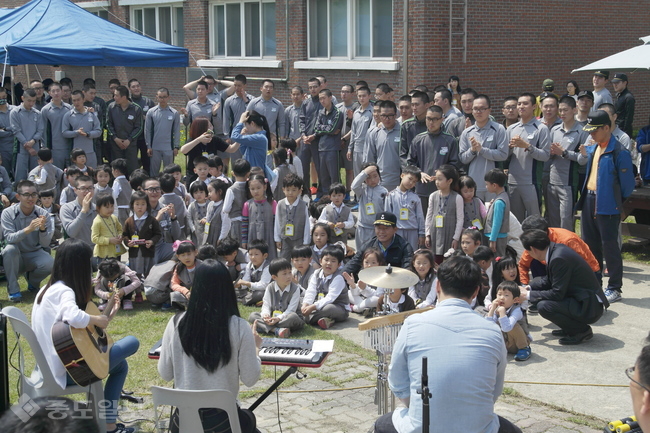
[[486, 280, 532, 361]]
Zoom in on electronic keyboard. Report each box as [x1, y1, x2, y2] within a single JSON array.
[[148, 338, 332, 368]]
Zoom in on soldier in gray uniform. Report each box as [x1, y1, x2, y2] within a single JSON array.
[[545, 96, 589, 230], [40, 82, 71, 170], [247, 79, 286, 146], [298, 77, 323, 195], [347, 86, 373, 180], [285, 86, 304, 141], [11, 88, 44, 182], [366, 101, 402, 192], [60, 175, 96, 247], [1, 180, 54, 301], [62, 91, 102, 169], [129, 79, 155, 174], [458, 95, 509, 202], [506, 93, 551, 222], [145, 87, 181, 176], [221, 75, 251, 166], [0, 87, 14, 177]]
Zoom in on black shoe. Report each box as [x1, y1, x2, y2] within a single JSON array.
[[551, 329, 568, 337], [559, 327, 593, 345], [528, 304, 538, 314]]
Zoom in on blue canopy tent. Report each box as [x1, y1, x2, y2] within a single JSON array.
[[0, 0, 188, 67]]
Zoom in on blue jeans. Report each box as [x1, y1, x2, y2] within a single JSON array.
[[67, 335, 140, 424]]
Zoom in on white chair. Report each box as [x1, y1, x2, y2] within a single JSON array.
[[151, 386, 242, 433], [1, 306, 104, 432]]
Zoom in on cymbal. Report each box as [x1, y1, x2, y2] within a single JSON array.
[[358, 265, 419, 289]]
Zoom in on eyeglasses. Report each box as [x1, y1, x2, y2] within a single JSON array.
[[425, 117, 443, 122], [19, 192, 39, 199], [144, 187, 161, 193], [75, 186, 93, 192], [472, 107, 490, 113], [380, 114, 396, 119], [503, 106, 517, 111], [626, 366, 650, 392]]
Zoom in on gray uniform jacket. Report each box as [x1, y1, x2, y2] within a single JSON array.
[[348, 104, 373, 154], [145, 105, 181, 151], [506, 118, 550, 186], [62, 108, 102, 153], [285, 104, 303, 140], [60, 199, 97, 247], [458, 120, 509, 194], [10, 105, 44, 150], [183, 98, 215, 127], [0, 106, 14, 150], [546, 122, 588, 186], [247, 96, 286, 138], [41, 101, 72, 151], [223, 93, 253, 136], [366, 123, 402, 190], [2, 203, 54, 252], [299, 95, 322, 137]]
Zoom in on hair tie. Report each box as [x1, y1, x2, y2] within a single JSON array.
[[264, 178, 269, 184], [468, 226, 479, 230], [286, 149, 292, 155], [495, 256, 502, 262], [173, 240, 194, 252]]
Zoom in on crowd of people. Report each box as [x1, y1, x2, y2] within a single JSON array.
[[0, 70, 645, 433]]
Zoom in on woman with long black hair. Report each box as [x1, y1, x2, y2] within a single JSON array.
[[158, 259, 262, 433], [32, 238, 140, 433]]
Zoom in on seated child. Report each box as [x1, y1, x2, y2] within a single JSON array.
[[291, 245, 315, 290], [216, 237, 248, 282], [408, 249, 437, 308], [343, 248, 385, 317], [486, 281, 532, 361], [29, 148, 64, 196], [377, 288, 416, 314], [38, 189, 62, 249], [473, 245, 495, 311], [93, 165, 113, 201], [235, 239, 271, 306], [187, 181, 209, 245], [169, 240, 202, 311], [59, 166, 82, 206], [486, 246, 526, 311], [310, 222, 332, 270], [70, 148, 94, 179], [317, 183, 354, 244], [301, 245, 349, 329], [94, 258, 142, 311], [249, 258, 305, 338], [197, 244, 218, 261]]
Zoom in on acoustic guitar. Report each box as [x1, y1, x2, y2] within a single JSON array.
[[51, 298, 115, 386]]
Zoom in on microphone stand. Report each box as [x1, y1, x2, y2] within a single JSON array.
[[416, 356, 432, 433]]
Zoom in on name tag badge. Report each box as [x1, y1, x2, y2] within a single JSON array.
[[273, 310, 282, 317], [487, 135, 494, 142], [143, 106, 149, 112], [400, 208, 409, 220], [527, 133, 535, 140], [115, 244, 123, 255], [334, 227, 344, 236], [160, 219, 169, 228], [365, 203, 376, 215], [168, 115, 173, 121], [285, 223, 295, 237], [567, 137, 575, 143], [271, 107, 277, 112], [204, 222, 211, 234], [317, 293, 325, 300], [131, 234, 139, 248], [34, 116, 38, 122], [440, 146, 448, 155], [471, 218, 483, 230], [394, 137, 400, 142], [202, 152, 209, 157], [435, 215, 444, 228]]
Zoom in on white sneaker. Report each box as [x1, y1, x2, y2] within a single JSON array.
[[605, 288, 622, 303]]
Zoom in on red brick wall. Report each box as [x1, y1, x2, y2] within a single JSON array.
[[2, 0, 649, 131]]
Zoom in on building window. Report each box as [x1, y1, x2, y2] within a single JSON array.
[[308, 0, 392, 59], [88, 9, 109, 20], [131, 4, 184, 46], [210, 1, 276, 58]]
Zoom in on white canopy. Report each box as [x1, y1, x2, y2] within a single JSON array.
[[572, 36, 650, 72]]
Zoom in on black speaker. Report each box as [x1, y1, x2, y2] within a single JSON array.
[[0, 304, 10, 414]]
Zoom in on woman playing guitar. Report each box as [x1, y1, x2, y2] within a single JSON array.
[[32, 238, 140, 433]]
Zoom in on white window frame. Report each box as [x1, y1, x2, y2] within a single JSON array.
[[127, 2, 184, 46], [306, 0, 394, 61], [208, 0, 277, 60], [77, 1, 110, 19]]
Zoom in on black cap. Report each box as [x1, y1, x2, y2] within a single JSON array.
[[593, 70, 610, 79], [539, 92, 558, 102], [583, 110, 611, 132], [577, 90, 594, 101], [611, 73, 628, 83], [374, 212, 397, 227]]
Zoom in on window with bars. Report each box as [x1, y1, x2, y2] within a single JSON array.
[[210, 1, 276, 58]]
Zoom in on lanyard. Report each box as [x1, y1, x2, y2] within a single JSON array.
[[101, 216, 119, 238], [438, 193, 450, 215]]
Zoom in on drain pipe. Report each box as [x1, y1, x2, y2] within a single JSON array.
[[285, 0, 290, 82], [402, 0, 408, 94]]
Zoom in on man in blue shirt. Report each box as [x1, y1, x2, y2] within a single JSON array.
[[374, 255, 521, 433]]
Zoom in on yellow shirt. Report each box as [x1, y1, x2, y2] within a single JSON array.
[[586, 143, 607, 191], [91, 214, 124, 258]]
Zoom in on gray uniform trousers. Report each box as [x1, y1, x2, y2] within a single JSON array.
[[249, 311, 305, 334], [2, 246, 54, 295]]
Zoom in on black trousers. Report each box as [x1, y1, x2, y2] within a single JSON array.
[[537, 294, 603, 336], [374, 411, 522, 433]]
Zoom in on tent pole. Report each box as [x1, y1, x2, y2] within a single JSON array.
[[10, 66, 15, 105], [25, 65, 30, 87], [92, 66, 96, 81]]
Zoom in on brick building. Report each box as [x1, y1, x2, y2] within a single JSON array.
[[3, 0, 650, 130]]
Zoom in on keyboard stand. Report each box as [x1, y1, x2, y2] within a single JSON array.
[[248, 365, 297, 411]]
